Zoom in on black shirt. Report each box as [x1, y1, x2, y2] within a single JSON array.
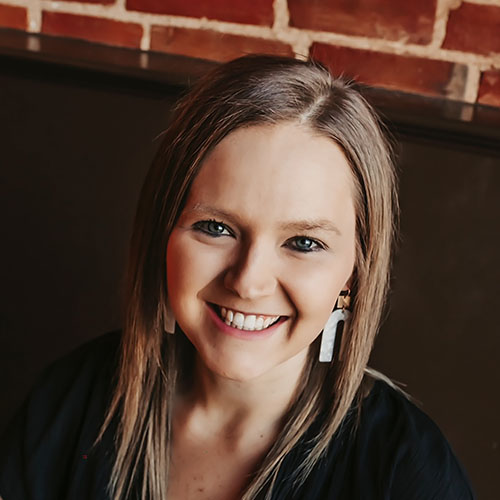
[[0, 332, 475, 499]]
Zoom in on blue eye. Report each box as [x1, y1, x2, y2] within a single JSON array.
[[287, 236, 324, 253], [193, 219, 232, 237]]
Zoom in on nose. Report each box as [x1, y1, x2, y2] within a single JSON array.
[[223, 242, 277, 300]]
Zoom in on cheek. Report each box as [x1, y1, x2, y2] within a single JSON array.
[[166, 234, 210, 333], [165, 234, 204, 313], [166, 232, 229, 303], [286, 255, 355, 327]]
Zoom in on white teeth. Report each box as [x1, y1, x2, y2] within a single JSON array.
[[233, 312, 245, 329], [243, 315, 256, 330], [217, 306, 281, 331]]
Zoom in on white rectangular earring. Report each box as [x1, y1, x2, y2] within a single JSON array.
[[319, 291, 351, 363]]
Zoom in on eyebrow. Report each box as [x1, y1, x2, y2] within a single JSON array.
[[279, 220, 342, 235], [187, 204, 342, 236]]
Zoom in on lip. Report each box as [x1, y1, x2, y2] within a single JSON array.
[[205, 303, 288, 340]]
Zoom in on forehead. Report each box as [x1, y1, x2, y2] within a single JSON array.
[[186, 123, 355, 228]]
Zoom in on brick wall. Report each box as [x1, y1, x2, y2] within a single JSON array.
[[1, 0, 500, 107]]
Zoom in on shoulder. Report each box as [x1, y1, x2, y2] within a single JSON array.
[[355, 379, 475, 500], [36, 330, 122, 394], [0, 331, 122, 500], [15, 329, 121, 440], [275, 380, 475, 500], [21, 331, 122, 428]]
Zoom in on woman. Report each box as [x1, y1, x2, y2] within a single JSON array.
[[0, 55, 474, 499]]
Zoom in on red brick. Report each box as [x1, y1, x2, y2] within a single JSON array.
[[478, 70, 500, 108], [311, 43, 466, 99], [0, 4, 27, 30], [127, 0, 274, 26], [150, 26, 293, 62], [42, 12, 142, 49], [289, 0, 436, 45], [443, 3, 500, 55]]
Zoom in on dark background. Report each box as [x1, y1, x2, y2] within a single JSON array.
[[1, 35, 498, 499]]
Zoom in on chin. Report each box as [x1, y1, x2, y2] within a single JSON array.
[[203, 353, 271, 382]]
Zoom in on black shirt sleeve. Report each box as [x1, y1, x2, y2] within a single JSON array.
[[0, 332, 120, 500], [353, 381, 475, 500], [273, 380, 475, 500]]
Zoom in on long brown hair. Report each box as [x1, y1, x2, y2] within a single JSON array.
[[97, 55, 398, 499]]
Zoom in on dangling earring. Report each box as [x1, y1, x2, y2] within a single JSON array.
[[163, 298, 176, 334], [319, 290, 351, 363]]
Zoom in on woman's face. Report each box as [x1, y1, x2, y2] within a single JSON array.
[[166, 122, 357, 382]]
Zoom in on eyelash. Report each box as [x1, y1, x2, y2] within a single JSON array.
[[192, 219, 233, 237], [192, 219, 326, 254], [286, 237, 325, 253]]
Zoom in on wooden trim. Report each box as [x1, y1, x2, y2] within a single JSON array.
[[1, 28, 499, 154], [0, 28, 216, 91]]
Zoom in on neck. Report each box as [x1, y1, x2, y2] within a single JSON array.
[[176, 349, 310, 443]]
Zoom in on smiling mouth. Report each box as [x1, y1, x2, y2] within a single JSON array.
[[209, 303, 284, 332]]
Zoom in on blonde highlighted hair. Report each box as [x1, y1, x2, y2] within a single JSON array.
[[96, 55, 398, 499]]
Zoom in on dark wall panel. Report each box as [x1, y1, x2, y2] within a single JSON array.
[[0, 63, 177, 430], [370, 140, 499, 500]]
